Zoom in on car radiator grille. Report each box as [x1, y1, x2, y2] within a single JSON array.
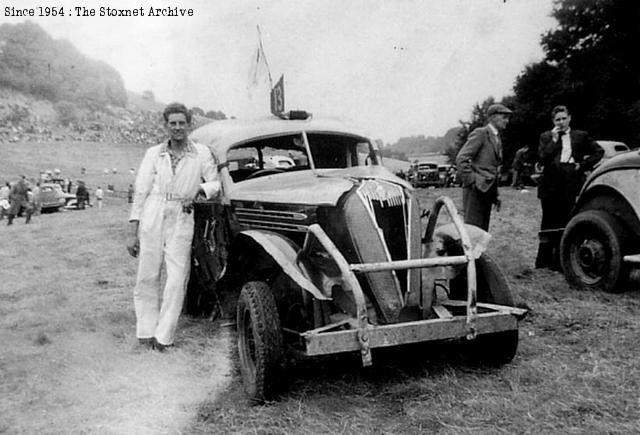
[[356, 180, 408, 262]]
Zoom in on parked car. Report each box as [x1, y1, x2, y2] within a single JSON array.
[[410, 161, 441, 188], [39, 183, 66, 212], [559, 149, 640, 292], [438, 164, 457, 187], [264, 155, 295, 169], [596, 140, 630, 164], [186, 113, 526, 401]]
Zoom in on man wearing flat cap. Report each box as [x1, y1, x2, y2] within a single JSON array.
[[456, 103, 512, 231]]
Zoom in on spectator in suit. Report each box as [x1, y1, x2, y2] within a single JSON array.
[[535, 105, 603, 270], [456, 103, 512, 231]]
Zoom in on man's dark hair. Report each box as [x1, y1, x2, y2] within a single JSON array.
[[163, 102, 192, 123], [551, 105, 570, 118]]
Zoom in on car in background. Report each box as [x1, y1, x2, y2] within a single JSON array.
[[264, 155, 296, 169], [410, 161, 441, 188], [39, 183, 66, 212], [438, 164, 457, 187], [559, 149, 640, 293], [595, 140, 630, 165], [185, 113, 525, 402]]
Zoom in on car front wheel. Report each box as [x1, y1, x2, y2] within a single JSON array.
[[237, 281, 284, 402], [560, 210, 629, 293], [449, 255, 518, 366]]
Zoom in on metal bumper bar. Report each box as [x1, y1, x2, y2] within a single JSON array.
[[302, 311, 517, 356]]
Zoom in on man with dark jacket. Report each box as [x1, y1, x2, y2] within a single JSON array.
[[7, 176, 29, 225], [456, 103, 512, 231], [535, 105, 603, 269]]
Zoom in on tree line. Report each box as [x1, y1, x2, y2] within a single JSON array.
[[449, 0, 639, 168]]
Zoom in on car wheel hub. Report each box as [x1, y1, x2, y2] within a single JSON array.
[[576, 239, 607, 278]]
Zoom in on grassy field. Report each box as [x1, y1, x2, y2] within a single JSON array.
[[2, 141, 640, 434]]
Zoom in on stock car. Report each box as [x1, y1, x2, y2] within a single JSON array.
[[185, 112, 526, 401]]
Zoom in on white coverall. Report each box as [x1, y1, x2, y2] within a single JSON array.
[[130, 139, 219, 346]]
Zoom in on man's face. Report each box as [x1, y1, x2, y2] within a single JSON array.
[[492, 113, 510, 131], [165, 112, 189, 143], [553, 111, 571, 132]]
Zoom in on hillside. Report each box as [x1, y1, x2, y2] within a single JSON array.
[[0, 87, 218, 145], [0, 21, 127, 108]]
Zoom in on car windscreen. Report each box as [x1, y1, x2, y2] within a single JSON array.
[[306, 133, 376, 169]]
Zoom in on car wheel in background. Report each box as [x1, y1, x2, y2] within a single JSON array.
[[237, 281, 284, 403], [560, 210, 629, 293]]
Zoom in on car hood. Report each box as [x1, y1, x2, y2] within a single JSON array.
[[229, 165, 411, 206]]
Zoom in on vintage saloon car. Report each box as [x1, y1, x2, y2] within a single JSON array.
[[560, 149, 640, 292], [187, 113, 525, 401], [410, 161, 441, 188]]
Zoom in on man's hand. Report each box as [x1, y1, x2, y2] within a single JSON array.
[[127, 221, 140, 258], [494, 197, 502, 212], [127, 238, 140, 258]]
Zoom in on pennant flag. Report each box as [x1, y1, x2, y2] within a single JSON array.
[[247, 26, 273, 100], [270, 75, 285, 116]]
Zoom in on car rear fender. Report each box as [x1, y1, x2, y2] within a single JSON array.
[[575, 181, 640, 243], [238, 230, 330, 301]]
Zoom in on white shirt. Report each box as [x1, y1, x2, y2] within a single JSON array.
[[558, 128, 574, 163]]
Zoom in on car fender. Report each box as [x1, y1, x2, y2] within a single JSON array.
[[580, 169, 640, 219], [239, 230, 330, 301]]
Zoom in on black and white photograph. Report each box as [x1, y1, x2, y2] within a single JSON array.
[[1, 0, 639, 433]]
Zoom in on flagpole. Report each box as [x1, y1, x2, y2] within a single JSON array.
[[256, 25, 273, 89]]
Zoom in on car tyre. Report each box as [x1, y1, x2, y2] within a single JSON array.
[[560, 210, 629, 293], [237, 281, 284, 403], [450, 254, 518, 366]]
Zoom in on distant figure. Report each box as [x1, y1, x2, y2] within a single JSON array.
[[7, 176, 29, 225], [127, 184, 134, 203], [32, 182, 42, 215], [535, 105, 603, 270], [76, 182, 89, 209], [95, 186, 104, 209], [0, 182, 10, 221], [24, 188, 34, 224], [511, 145, 534, 189], [456, 103, 512, 231]]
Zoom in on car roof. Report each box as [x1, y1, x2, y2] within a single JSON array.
[[190, 115, 370, 155], [596, 140, 630, 158]]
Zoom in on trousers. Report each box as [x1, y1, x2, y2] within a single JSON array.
[[462, 183, 497, 231], [134, 200, 194, 345]]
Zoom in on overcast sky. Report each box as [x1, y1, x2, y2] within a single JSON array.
[[2, 0, 557, 142]]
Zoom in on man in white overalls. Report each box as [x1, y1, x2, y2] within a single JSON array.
[[127, 102, 219, 350]]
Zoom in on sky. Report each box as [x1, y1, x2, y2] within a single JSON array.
[[2, 0, 557, 143]]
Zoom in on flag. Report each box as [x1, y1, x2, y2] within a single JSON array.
[[247, 28, 272, 99], [270, 75, 285, 115]]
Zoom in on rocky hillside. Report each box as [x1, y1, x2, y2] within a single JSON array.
[[0, 88, 211, 145]]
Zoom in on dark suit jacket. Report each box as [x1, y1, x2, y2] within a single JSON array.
[[456, 125, 502, 193], [537, 129, 603, 199]]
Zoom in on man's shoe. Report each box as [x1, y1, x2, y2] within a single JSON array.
[[138, 338, 155, 349], [153, 339, 174, 352]]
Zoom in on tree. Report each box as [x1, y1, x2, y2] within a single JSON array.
[[191, 106, 205, 116], [515, 0, 640, 147]]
